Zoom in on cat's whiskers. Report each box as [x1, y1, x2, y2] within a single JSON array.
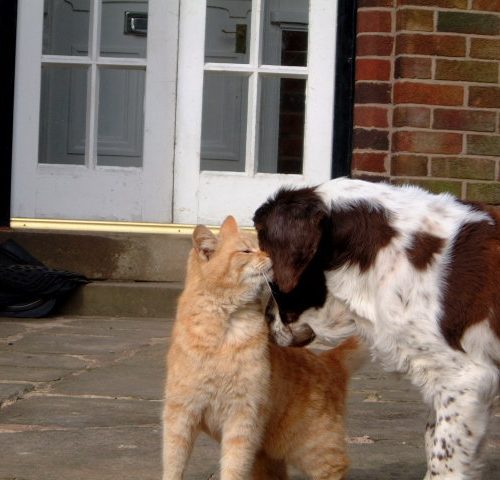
[[261, 271, 277, 303]]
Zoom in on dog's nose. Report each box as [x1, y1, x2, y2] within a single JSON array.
[[281, 311, 299, 325]]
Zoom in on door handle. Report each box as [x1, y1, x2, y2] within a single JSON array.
[[124, 11, 147, 36]]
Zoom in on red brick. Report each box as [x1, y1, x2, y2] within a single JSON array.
[[394, 106, 431, 128], [466, 183, 500, 204], [467, 135, 500, 156], [358, 10, 393, 33], [359, 0, 394, 6], [391, 154, 428, 176], [431, 157, 496, 180], [357, 35, 394, 56], [396, 34, 466, 57], [354, 128, 390, 151], [470, 38, 500, 61], [469, 87, 500, 109], [356, 59, 391, 81], [438, 12, 500, 36], [352, 152, 388, 173], [433, 109, 497, 132], [352, 173, 390, 183], [394, 82, 464, 106], [392, 178, 463, 196], [354, 106, 390, 128], [396, 9, 434, 32], [393, 131, 463, 154], [472, 0, 500, 12], [395, 57, 432, 79], [355, 82, 392, 104], [435, 59, 498, 84], [397, 0, 467, 7]]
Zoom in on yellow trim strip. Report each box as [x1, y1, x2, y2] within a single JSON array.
[[10, 218, 202, 235], [10, 218, 254, 235]]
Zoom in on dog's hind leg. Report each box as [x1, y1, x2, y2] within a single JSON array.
[[424, 364, 497, 480]]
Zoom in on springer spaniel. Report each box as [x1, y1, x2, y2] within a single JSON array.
[[254, 178, 499, 480]]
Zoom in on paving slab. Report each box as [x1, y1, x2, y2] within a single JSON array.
[[0, 315, 498, 480], [0, 395, 161, 428], [51, 364, 165, 399], [0, 383, 35, 407]]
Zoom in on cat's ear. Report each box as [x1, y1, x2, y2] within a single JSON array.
[[193, 225, 217, 261], [219, 215, 239, 239]]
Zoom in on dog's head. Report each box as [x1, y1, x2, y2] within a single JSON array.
[[253, 186, 328, 294]]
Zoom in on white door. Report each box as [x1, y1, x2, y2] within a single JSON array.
[[174, 0, 338, 225], [12, 0, 177, 222]]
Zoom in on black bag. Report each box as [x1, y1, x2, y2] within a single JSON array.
[[0, 239, 88, 317]]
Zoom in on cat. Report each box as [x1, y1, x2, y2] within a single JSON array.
[[162, 215, 364, 480]]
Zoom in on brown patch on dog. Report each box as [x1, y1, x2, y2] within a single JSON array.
[[254, 187, 328, 293], [406, 232, 445, 270], [441, 206, 500, 350], [254, 189, 397, 322], [328, 203, 397, 272]]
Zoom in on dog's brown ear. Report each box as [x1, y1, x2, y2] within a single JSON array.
[[254, 187, 327, 293]]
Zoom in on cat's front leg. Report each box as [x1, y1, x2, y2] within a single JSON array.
[[162, 399, 200, 480], [220, 404, 265, 480]]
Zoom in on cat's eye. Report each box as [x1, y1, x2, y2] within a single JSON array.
[[241, 249, 252, 254]]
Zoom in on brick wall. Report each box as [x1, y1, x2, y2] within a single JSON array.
[[352, 0, 500, 204]]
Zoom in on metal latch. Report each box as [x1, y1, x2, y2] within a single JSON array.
[[124, 11, 148, 36]]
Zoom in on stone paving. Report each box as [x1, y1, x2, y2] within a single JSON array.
[[0, 315, 498, 480]]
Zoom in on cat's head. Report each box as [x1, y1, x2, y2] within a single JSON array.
[[189, 216, 273, 304]]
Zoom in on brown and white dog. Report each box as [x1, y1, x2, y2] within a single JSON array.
[[254, 178, 499, 480]]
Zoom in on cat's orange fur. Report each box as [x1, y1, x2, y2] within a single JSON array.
[[163, 216, 360, 480]]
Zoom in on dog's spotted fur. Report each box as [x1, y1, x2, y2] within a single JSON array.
[[254, 178, 500, 480]]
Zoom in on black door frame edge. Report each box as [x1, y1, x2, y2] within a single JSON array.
[[0, 0, 18, 226], [332, 0, 357, 179]]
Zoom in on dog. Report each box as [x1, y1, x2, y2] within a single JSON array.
[[254, 177, 499, 480]]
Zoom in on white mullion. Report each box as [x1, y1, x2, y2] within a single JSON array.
[[41, 55, 147, 69], [41, 55, 92, 66], [204, 63, 307, 78], [85, 0, 102, 169], [303, 0, 337, 181], [244, 0, 264, 175], [97, 57, 147, 68]]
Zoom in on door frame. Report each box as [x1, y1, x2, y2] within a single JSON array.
[[0, 0, 18, 226]]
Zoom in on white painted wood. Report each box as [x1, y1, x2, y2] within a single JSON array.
[[12, 0, 179, 222], [173, 0, 206, 223], [174, 0, 338, 226], [41, 55, 147, 67], [303, 0, 337, 180], [11, 0, 44, 218]]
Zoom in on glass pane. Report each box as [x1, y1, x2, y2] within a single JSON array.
[[39, 65, 87, 165], [205, 1, 252, 64], [97, 68, 145, 167], [262, 0, 309, 66], [258, 77, 305, 174], [43, 0, 90, 56], [201, 73, 248, 172], [101, 1, 148, 58]]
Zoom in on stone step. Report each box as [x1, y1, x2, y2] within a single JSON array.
[[58, 281, 183, 318], [0, 230, 192, 282]]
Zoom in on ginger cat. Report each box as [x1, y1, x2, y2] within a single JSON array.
[[163, 216, 362, 480]]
